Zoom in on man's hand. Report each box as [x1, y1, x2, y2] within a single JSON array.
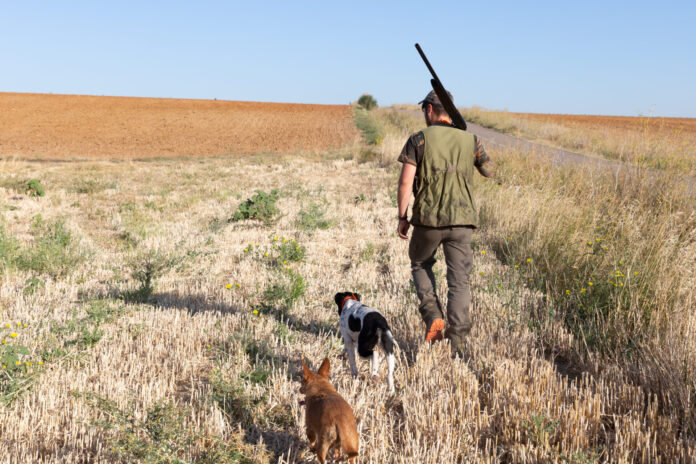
[[397, 218, 410, 240]]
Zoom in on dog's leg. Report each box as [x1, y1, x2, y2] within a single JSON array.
[[344, 335, 359, 377], [307, 428, 317, 451], [387, 352, 395, 393], [370, 349, 380, 378], [315, 437, 330, 464]]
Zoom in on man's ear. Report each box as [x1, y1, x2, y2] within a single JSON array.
[[302, 359, 312, 381], [318, 357, 330, 378]]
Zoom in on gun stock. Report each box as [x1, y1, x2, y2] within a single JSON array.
[[415, 43, 467, 131]]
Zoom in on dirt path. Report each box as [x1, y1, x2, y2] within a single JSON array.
[[466, 121, 621, 170]]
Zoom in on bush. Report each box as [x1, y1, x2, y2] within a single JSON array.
[[353, 108, 384, 146], [357, 94, 378, 111], [17, 216, 84, 277], [262, 268, 306, 312], [26, 179, 45, 197], [230, 190, 280, 224], [295, 202, 333, 231], [122, 250, 177, 303]]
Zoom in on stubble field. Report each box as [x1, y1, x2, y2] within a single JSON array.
[[1, 94, 695, 463]]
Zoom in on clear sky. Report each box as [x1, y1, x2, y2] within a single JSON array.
[[1, 1, 694, 117]]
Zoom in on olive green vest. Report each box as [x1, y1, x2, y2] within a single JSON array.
[[412, 125, 478, 228]]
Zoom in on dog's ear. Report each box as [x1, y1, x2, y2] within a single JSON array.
[[301, 359, 312, 381], [354, 293, 361, 301], [318, 357, 330, 378], [334, 292, 346, 307]]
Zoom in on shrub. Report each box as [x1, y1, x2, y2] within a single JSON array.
[[357, 93, 378, 111], [230, 190, 280, 224], [262, 268, 306, 312], [122, 250, 177, 303], [17, 216, 84, 277], [353, 108, 384, 146], [26, 179, 45, 197], [295, 201, 333, 231]]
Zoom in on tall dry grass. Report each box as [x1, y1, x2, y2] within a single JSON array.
[[462, 106, 696, 174]]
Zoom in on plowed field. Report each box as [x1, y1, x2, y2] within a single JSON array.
[[0, 92, 359, 159], [511, 111, 696, 133]]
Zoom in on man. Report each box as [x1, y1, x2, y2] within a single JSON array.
[[397, 90, 494, 357]]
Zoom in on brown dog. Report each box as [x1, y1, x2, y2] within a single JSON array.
[[300, 358, 359, 463]]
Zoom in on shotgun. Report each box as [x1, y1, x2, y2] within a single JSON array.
[[414, 43, 467, 131]]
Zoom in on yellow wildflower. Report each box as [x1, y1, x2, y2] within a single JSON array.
[[588, 242, 593, 246], [283, 261, 287, 265], [479, 271, 484, 276], [565, 289, 570, 295], [10, 333, 17, 338], [244, 248, 248, 252], [25, 361, 31, 366], [634, 271, 639, 275], [225, 284, 232, 289], [527, 258, 531, 263], [1, 340, 5, 345], [15, 361, 20, 366], [515, 264, 519, 268], [4, 324, 9, 328], [38, 361, 43, 365], [580, 288, 587, 293], [588, 282, 593, 286], [264, 253, 268, 257], [253, 310, 259, 315], [235, 283, 240, 287], [481, 250, 486, 255], [619, 282, 624, 287]]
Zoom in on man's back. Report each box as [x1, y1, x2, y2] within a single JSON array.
[[412, 125, 478, 228]]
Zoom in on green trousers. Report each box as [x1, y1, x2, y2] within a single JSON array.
[[409, 225, 473, 350]]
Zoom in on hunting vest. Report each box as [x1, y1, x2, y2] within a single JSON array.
[[411, 125, 478, 228]]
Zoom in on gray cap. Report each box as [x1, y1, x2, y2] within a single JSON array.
[[418, 89, 453, 106]]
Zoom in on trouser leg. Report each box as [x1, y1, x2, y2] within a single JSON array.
[[409, 226, 444, 325], [442, 227, 473, 351]]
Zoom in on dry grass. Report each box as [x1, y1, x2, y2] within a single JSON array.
[[462, 106, 696, 173], [1, 101, 695, 463], [1, 147, 694, 462], [0, 93, 359, 159]]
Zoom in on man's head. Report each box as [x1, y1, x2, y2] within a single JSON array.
[[419, 90, 453, 126]]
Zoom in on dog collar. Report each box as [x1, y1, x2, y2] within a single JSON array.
[[341, 294, 358, 309]]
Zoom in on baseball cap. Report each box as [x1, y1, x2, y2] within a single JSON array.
[[418, 89, 454, 106]]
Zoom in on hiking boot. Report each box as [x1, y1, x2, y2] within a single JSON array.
[[424, 318, 445, 343]]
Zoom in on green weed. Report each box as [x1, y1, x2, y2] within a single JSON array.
[[26, 179, 45, 197], [353, 107, 384, 146], [295, 201, 333, 231], [16, 215, 85, 277], [230, 189, 280, 224]]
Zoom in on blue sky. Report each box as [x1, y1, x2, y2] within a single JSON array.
[[1, 1, 694, 117]]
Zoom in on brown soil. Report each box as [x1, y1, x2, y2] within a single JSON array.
[[510, 112, 696, 133], [0, 92, 359, 160]]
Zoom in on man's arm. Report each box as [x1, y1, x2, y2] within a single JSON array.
[[474, 136, 494, 178], [397, 162, 416, 240]]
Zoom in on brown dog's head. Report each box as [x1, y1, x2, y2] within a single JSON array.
[[300, 358, 335, 396], [334, 292, 361, 316]]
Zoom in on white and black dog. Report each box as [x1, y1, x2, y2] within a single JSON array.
[[334, 292, 395, 393]]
